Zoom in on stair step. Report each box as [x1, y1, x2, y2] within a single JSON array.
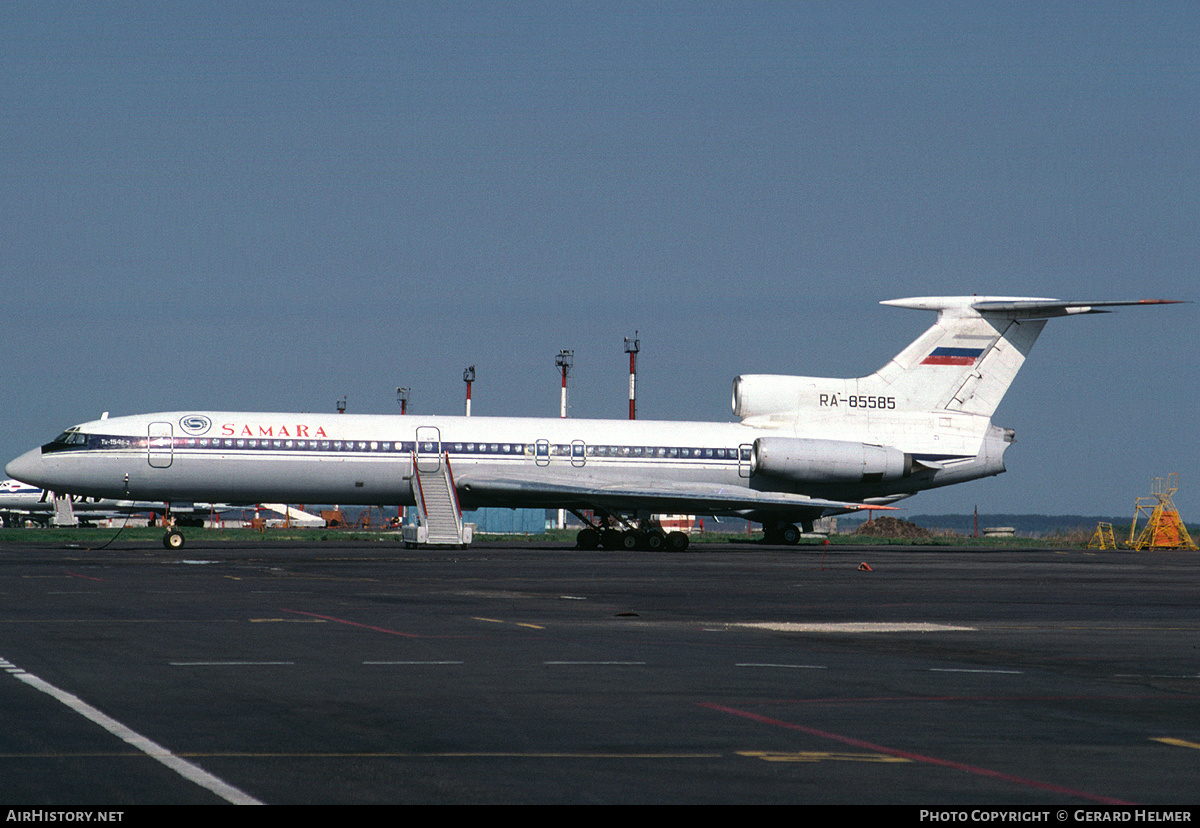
[[411, 454, 467, 546]]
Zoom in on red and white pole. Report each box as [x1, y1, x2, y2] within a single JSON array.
[[463, 366, 475, 416], [624, 333, 640, 420]]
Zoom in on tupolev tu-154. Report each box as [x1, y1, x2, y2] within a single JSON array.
[[5, 296, 1179, 550]]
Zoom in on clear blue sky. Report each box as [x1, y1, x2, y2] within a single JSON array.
[[2, 1, 1196, 518]]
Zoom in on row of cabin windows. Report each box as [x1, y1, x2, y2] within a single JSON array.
[[444, 443, 750, 461], [58, 434, 750, 461]]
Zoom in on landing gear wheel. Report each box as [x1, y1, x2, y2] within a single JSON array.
[[666, 531, 690, 552], [764, 523, 802, 546], [601, 528, 623, 549], [643, 531, 665, 552], [163, 530, 185, 550], [576, 527, 600, 549], [619, 530, 640, 550]]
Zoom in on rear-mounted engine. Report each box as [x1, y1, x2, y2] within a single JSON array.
[[752, 436, 912, 484]]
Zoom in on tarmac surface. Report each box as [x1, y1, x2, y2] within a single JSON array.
[[0, 534, 1197, 807]]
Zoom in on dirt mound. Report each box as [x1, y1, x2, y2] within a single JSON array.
[[853, 516, 935, 539]]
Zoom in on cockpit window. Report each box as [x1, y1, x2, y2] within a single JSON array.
[[42, 429, 91, 453]]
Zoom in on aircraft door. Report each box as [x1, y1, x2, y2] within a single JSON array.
[[148, 422, 173, 468], [738, 443, 753, 478], [571, 440, 586, 467], [415, 426, 441, 473], [534, 439, 550, 467]]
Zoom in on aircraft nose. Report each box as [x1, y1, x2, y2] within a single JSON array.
[[5, 448, 45, 486]]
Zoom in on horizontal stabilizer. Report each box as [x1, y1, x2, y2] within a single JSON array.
[[970, 298, 1184, 317], [881, 296, 1185, 318]]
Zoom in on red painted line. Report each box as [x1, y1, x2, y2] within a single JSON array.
[[281, 608, 422, 638], [698, 702, 1139, 806], [758, 693, 1196, 705], [65, 571, 105, 582]]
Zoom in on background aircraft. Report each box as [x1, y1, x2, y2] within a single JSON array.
[[0, 478, 253, 529]]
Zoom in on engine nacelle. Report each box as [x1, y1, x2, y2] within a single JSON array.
[[752, 436, 911, 484], [733, 375, 811, 420]]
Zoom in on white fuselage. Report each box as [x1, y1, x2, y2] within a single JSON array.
[[4, 409, 1005, 523]]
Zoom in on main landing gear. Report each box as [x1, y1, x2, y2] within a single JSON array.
[[762, 521, 811, 545], [163, 528, 185, 549], [571, 511, 690, 552]]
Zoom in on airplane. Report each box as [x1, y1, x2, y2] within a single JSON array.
[[5, 296, 1180, 551], [0, 478, 233, 529], [0, 478, 105, 527]]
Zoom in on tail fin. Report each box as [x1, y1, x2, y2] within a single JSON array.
[[733, 297, 1181, 422], [874, 297, 1184, 416], [870, 296, 1050, 416]]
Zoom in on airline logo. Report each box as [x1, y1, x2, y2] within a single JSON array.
[[179, 415, 213, 435], [922, 347, 984, 366]]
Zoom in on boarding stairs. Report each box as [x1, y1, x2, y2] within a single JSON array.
[[51, 492, 79, 527], [404, 452, 472, 548]]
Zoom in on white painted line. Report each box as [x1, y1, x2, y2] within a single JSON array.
[[364, 661, 464, 665], [737, 663, 827, 669], [0, 656, 263, 805], [734, 622, 977, 633], [170, 661, 294, 666], [930, 668, 1023, 674], [544, 661, 646, 665]]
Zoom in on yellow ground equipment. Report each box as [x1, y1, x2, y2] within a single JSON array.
[[1128, 473, 1197, 551], [1088, 522, 1118, 549]]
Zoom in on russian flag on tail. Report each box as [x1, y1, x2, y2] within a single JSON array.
[[922, 346, 984, 365]]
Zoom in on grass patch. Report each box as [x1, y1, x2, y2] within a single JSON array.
[[0, 526, 1096, 548]]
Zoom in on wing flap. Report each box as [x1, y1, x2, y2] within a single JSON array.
[[457, 472, 894, 515]]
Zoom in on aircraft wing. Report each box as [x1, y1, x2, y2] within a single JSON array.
[[456, 470, 894, 516]]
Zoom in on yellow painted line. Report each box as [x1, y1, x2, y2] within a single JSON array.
[[362, 752, 721, 759], [472, 617, 544, 629], [1152, 737, 1200, 750], [738, 751, 911, 764]]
